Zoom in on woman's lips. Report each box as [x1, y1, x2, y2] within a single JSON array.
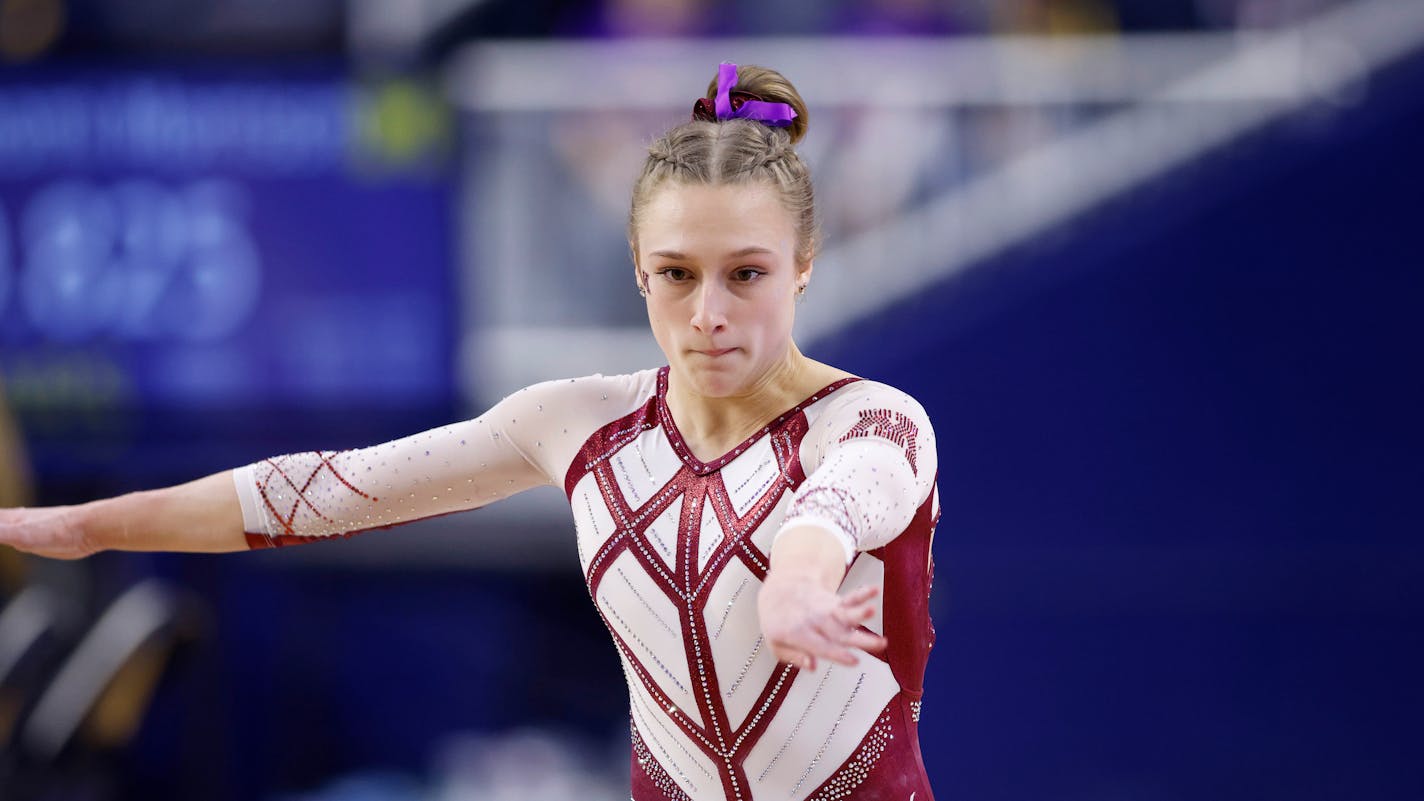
[[695, 348, 736, 357]]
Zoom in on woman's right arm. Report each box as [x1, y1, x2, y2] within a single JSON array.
[[0, 373, 614, 560], [0, 471, 247, 559]]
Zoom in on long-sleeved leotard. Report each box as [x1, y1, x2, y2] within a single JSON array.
[[233, 366, 940, 801]]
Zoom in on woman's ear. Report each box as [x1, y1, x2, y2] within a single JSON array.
[[631, 251, 647, 296], [796, 261, 814, 293]]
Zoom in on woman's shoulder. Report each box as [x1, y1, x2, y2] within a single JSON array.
[[797, 359, 927, 417], [806, 375, 938, 481], [818, 375, 931, 424], [481, 368, 664, 484], [511, 367, 662, 414]]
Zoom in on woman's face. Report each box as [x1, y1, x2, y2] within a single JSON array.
[[636, 181, 806, 398]]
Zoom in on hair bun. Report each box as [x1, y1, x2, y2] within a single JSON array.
[[703, 64, 809, 145]]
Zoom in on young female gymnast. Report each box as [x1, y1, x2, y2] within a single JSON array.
[[0, 62, 940, 800]]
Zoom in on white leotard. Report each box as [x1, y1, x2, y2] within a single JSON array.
[[233, 366, 940, 801]]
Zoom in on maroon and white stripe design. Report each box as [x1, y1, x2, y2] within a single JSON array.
[[245, 452, 377, 549], [838, 408, 921, 476], [566, 369, 938, 800]]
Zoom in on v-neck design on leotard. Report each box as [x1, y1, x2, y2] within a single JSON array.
[[653, 364, 863, 476], [232, 367, 940, 799]]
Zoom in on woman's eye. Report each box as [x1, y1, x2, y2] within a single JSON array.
[[734, 268, 765, 282], [658, 268, 690, 282]]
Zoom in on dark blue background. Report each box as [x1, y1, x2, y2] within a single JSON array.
[[812, 48, 1424, 800]]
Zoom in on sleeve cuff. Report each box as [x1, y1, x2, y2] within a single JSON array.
[[773, 516, 858, 565], [231, 466, 263, 535]]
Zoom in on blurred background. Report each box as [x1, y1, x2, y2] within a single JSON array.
[[1, 0, 1422, 799]]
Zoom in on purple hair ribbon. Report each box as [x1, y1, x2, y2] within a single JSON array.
[[711, 62, 797, 127]]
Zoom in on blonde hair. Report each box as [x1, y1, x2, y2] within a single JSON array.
[[629, 64, 817, 267]]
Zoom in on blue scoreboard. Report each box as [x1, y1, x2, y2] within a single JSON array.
[[0, 68, 459, 492]]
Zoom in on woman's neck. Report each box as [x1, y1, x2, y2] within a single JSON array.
[[664, 344, 846, 460]]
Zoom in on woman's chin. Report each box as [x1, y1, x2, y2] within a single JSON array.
[[676, 361, 749, 398]]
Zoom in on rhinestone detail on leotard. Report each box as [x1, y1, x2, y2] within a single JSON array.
[[804, 707, 896, 801]]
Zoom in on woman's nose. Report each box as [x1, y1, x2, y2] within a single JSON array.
[[690, 282, 728, 333]]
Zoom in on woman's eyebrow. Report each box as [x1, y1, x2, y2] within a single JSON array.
[[648, 246, 775, 260]]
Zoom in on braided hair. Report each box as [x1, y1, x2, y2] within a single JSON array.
[[629, 64, 817, 267]]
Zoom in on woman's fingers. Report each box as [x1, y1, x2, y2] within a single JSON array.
[[773, 622, 887, 671], [0, 506, 93, 559], [813, 627, 864, 666], [760, 580, 889, 672], [837, 586, 881, 619], [775, 624, 840, 663], [843, 628, 889, 654], [771, 617, 856, 669], [842, 584, 880, 605], [833, 601, 875, 627], [790, 633, 875, 669], [819, 614, 888, 661], [0, 508, 32, 547], [769, 641, 816, 672], [0, 507, 25, 529]]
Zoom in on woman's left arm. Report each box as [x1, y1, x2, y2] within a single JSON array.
[[757, 387, 937, 671], [759, 524, 887, 671]]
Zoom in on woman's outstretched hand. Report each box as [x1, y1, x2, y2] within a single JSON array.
[[4, 474, 249, 558], [0, 506, 100, 560], [758, 525, 888, 672]]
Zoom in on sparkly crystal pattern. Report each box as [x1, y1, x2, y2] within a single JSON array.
[[633, 719, 695, 801], [234, 367, 939, 799], [804, 707, 895, 801], [570, 368, 939, 800], [234, 375, 653, 547], [782, 486, 862, 548], [245, 451, 379, 547], [838, 408, 920, 476]]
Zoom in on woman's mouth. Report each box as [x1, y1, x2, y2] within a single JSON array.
[[695, 348, 736, 357]]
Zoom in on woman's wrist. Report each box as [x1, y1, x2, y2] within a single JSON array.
[[768, 524, 849, 591], [76, 492, 141, 552]]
